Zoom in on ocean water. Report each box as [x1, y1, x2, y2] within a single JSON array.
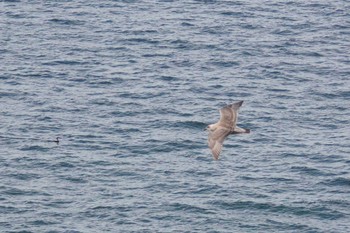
[[1, 0, 350, 232]]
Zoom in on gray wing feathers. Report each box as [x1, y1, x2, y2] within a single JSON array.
[[208, 127, 230, 160], [219, 101, 243, 129]]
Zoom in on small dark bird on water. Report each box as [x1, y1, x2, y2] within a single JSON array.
[[206, 101, 250, 160], [53, 137, 61, 144]]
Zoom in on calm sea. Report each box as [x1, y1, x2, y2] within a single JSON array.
[[1, 0, 349, 232]]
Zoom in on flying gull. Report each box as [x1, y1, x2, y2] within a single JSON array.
[[206, 101, 250, 160]]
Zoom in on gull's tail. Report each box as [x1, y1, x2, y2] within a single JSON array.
[[231, 127, 250, 134]]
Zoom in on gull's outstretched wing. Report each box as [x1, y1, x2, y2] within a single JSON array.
[[208, 127, 231, 160], [218, 101, 243, 130]]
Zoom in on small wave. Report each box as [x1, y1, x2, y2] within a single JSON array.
[[322, 177, 350, 187], [48, 18, 85, 26], [172, 121, 207, 130], [20, 145, 50, 152], [167, 202, 214, 215], [209, 200, 345, 220], [290, 166, 333, 176]]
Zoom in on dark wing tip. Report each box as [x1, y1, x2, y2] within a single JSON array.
[[233, 100, 244, 108], [224, 100, 244, 110]]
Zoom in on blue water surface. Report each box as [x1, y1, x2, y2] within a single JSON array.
[[1, 0, 350, 232]]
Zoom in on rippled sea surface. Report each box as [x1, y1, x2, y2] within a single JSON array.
[[1, 1, 350, 232]]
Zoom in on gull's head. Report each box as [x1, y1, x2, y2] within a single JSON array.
[[205, 124, 215, 131]]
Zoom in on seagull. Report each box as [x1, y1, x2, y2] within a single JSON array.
[[206, 101, 250, 160]]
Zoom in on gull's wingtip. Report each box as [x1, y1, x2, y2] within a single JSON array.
[[236, 100, 244, 106], [212, 151, 220, 160], [229, 100, 244, 110]]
